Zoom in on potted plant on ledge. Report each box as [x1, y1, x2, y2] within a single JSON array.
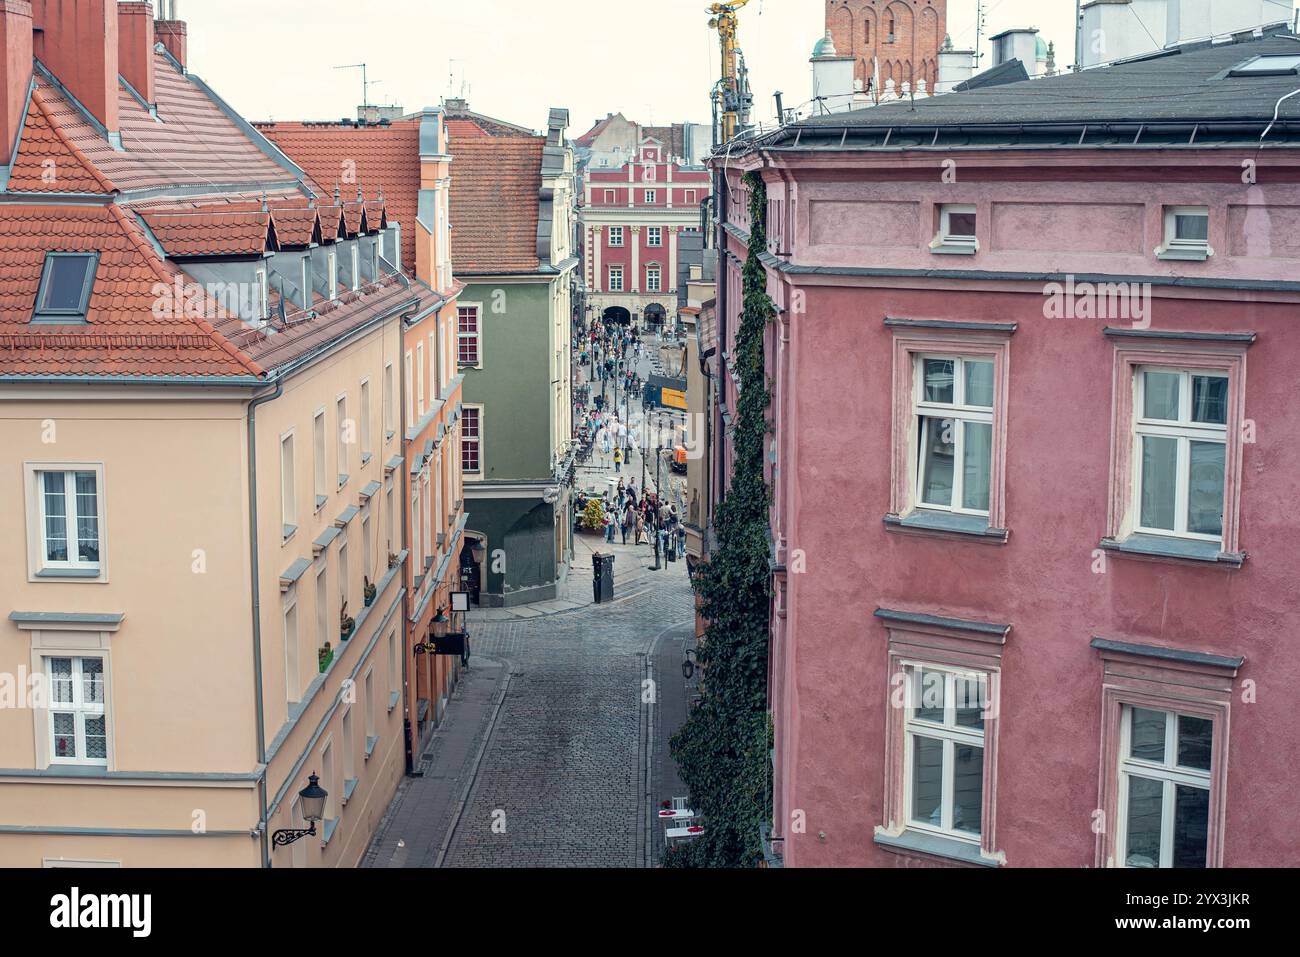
[[318, 642, 334, 673], [340, 602, 355, 641], [364, 576, 377, 607]]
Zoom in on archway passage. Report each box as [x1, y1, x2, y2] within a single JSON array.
[[643, 303, 667, 327], [602, 306, 631, 325], [459, 536, 484, 605]]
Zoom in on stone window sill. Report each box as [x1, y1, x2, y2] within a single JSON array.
[[365, 735, 378, 760], [884, 510, 1009, 544], [388, 691, 400, 713], [282, 524, 297, 545], [35, 567, 102, 579], [342, 777, 358, 806], [1155, 243, 1212, 262], [321, 816, 340, 847], [1100, 534, 1243, 568], [874, 827, 1000, 867], [929, 236, 978, 256]]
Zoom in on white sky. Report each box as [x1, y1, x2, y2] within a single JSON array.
[[181, 1, 1289, 134]]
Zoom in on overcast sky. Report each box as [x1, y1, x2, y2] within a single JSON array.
[[180, 1, 1284, 135]]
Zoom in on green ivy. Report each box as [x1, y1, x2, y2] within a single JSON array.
[[666, 172, 774, 867]]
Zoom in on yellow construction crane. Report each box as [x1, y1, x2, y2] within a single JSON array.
[[707, 0, 754, 144]]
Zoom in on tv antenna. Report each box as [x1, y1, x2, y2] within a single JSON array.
[[335, 63, 381, 110]]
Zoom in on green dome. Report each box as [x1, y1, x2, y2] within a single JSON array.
[[1036, 35, 1048, 58], [813, 31, 837, 58]]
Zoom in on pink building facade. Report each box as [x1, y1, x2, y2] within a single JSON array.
[[716, 33, 1300, 868], [580, 138, 711, 327]]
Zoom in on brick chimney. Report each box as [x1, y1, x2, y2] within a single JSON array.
[[155, 18, 185, 70], [0, 0, 33, 160], [117, 2, 154, 104], [29, 0, 118, 136]]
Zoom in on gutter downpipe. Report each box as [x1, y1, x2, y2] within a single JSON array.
[[398, 305, 419, 777], [246, 374, 284, 869]]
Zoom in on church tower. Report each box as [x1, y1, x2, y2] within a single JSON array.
[[825, 0, 948, 101]]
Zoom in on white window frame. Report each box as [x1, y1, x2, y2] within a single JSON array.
[[937, 203, 977, 247], [646, 265, 661, 292], [644, 189, 657, 204], [254, 265, 269, 321], [313, 410, 327, 509], [336, 394, 349, 488], [26, 464, 107, 579], [45, 655, 108, 767], [1162, 205, 1211, 254], [404, 351, 414, 429], [458, 304, 482, 368], [647, 226, 662, 248], [1115, 705, 1213, 869], [284, 590, 299, 706], [685, 189, 697, 205], [901, 663, 987, 844], [280, 431, 296, 539], [327, 248, 338, 301], [911, 355, 995, 518], [416, 342, 425, 419], [301, 257, 312, 309], [350, 241, 360, 290], [411, 479, 422, 573], [608, 226, 624, 248], [359, 379, 371, 463], [1131, 366, 1228, 543], [603, 189, 616, 204], [462, 405, 483, 474], [384, 361, 395, 439], [608, 265, 624, 292]]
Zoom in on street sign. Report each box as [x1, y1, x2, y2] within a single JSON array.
[[450, 591, 470, 613]]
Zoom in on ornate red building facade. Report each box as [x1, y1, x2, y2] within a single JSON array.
[[826, 0, 948, 99]]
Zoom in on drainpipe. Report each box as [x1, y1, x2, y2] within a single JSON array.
[[246, 374, 283, 868]]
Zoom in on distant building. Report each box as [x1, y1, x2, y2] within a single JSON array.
[[824, 0, 948, 102], [1080, 0, 1293, 69]]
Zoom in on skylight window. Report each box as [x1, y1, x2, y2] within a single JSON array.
[[33, 253, 98, 324], [1228, 55, 1300, 77]]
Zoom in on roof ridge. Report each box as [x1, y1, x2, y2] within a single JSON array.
[[109, 204, 266, 379], [28, 86, 117, 194]]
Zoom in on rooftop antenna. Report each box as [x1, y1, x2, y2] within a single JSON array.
[[335, 63, 380, 110]]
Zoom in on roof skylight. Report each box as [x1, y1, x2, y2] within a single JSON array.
[[32, 252, 98, 324], [1228, 55, 1300, 77]]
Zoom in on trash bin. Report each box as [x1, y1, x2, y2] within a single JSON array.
[[593, 553, 615, 603]]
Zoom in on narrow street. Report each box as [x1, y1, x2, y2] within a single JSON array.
[[364, 329, 697, 868]]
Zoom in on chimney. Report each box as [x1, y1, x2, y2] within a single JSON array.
[[29, 0, 118, 136], [155, 17, 186, 70], [117, 2, 154, 105], [0, 0, 34, 160]]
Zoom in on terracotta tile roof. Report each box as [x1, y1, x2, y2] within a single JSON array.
[[269, 205, 320, 247], [254, 121, 419, 265], [28, 52, 294, 195], [642, 124, 687, 161], [0, 204, 263, 378], [574, 114, 623, 147], [448, 135, 543, 274], [446, 118, 491, 139], [139, 210, 274, 258], [444, 110, 535, 137], [341, 201, 364, 237], [316, 204, 343, 243], [6, 88, 115, 194]]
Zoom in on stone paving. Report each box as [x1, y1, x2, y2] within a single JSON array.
[[364, 331, 699, 867]]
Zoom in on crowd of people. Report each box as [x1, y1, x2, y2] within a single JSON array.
[[573, 478, 686, 563]]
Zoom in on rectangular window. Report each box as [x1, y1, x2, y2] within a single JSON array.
[[384, 362, 395, 438], [338, 533, 349, 612], [1117, 706, 1213, 868], [281, 433, 296, 538], [646, 265, 661, 292], [937, 204, 978, 248], [647, 226, 662, 247], [603, 189, 615, 204], [388, 629, 400, 701], [336, 396, 348, 487], [313, 411, 327, 507], [342, 707, 355, 785], [1162, 206, 1211, 256], [360, 380, 371, 462], [365, 669, 376, 740], [316, 565, 328, 650], [913, 356, 995, 516], [422, 472, 432, 565], [608, 265, 624, 292], [284, 596, 299, 705], [46, 656, 107, 766], [411, 481, 422, 573], [429, 331, 439, 400], [33, 252, 98, 323], [361, 513, 371, 592], [904, 666, 987, 841], [35, 469, 101, 570], [458, 306, 481, 366], [386, 483, 395, 557], [1133, 368, 1228, 542], [685, 189, 697, 205], [404, 351, 414, 429], [321, 741, 336, 821], [416, 343, 425, 419], [462, 407, 482, 473], [645, 190, 657, 204], [434, 451, 444, 540], [608, 226, 624, 247]]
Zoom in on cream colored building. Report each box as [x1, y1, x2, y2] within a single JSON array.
[[0, 2, 439, 866]]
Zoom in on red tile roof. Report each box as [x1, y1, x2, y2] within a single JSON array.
[[6, 88, 116, 194], [448, 135, 543, 273], [254, 121, 420, 266], [139, 210, 274, 258], [270, 205, 320, 247], [0, 204, 263, 378]]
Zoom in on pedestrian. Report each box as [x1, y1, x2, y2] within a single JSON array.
[[613, 446, 623, 473], [676, 523, 686, 560], [603, 503, 615, 543]]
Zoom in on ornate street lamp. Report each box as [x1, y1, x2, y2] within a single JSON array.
[[271, 772, 327, 848], [470, 539, 486, 565]]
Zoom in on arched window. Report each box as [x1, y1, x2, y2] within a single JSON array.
[[889, 19, 896, 43], [865, 22, 870, 44]]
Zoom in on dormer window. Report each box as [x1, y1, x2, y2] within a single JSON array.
[[327, 248, 338, 301], [351, 242, 360, 290], [1157, 206, 1211, 261], [32, 253, 98, 324]]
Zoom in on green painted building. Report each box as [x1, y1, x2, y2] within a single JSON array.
[[448, 105, 577, 605]]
